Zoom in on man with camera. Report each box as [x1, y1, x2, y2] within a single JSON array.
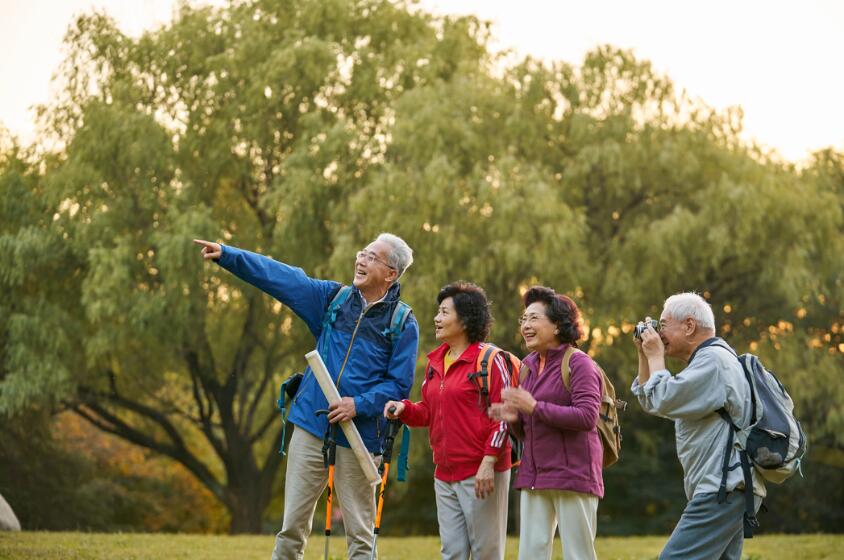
[[194, 234, 419, 560], [631, 292, 765, 560]]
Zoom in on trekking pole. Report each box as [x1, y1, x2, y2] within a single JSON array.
[[370, 407, 401, 560], [316, 409, 338, 560]]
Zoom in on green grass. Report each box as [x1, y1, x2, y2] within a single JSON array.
[[0, 532, 841, 559]]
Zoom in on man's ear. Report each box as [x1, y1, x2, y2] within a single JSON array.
[[683, 317, 697, 336], [385, 268, 399, 284]]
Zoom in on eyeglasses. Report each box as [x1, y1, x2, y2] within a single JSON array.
[[356, 250, 396, 270], [518, 313, 547, 326]]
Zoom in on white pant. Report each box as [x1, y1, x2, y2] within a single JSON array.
[[271, 427, 379, 560], [518, 489, 599, 560], [434, 470, 510, 560]]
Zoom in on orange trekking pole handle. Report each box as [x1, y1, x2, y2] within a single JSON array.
[[325, 462, 335, 534], [374, 462, 390, 531]]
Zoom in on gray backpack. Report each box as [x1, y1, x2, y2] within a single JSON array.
[[707, 339, 807, 537]]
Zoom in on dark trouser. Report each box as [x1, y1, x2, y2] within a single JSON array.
[[660, 491, 762, 560]]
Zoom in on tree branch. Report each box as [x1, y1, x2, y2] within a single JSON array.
[[72, 400, 229, 508], [245, 347, 278, 436], [183, 348, 228, 460]]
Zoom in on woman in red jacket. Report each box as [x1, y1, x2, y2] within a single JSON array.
[[384, 282, 512, 560]]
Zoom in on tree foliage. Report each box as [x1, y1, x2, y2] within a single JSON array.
[[1, 0, 841, 534]]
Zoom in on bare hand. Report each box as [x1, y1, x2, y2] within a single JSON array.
[[488, 403, 519, 423], [501, 387, 537, 415], [633, 332, 644, 353], [384, 400, 404, 419], [327, 397, 357, 423], [474, 459, 495, 499], [640, 316, 664, 359], [193, 239, 222, 260]]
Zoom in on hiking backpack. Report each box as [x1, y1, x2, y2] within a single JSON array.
[[465, 343, 525, 466], [560, 347, 626, 468], [468, 344, 524, 409], [699, 340, 807, 537], [710, 341, 807, 480]]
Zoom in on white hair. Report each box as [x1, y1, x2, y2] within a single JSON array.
[[662, 292, 716, 331], [375, 233, 413, 278]]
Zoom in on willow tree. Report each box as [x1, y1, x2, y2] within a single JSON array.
[[3, 0, 841, 536], [0, 0, 494, 532], [339, 44, 844, 532]]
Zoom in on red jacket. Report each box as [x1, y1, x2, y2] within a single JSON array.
[[400, 342, 512, 482]]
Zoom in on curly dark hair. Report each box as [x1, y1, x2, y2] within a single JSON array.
[[523, 285, 583, 345], [436, 282, 493, 344]]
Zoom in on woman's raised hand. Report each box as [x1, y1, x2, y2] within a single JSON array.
[[501, 387, 537, 415]]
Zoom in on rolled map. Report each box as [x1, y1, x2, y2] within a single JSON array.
[[305, 350, 381, 486]]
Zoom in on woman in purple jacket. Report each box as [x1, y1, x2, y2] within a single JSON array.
[[490, 286, 603, 560]]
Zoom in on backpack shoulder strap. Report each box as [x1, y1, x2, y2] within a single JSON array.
[[323, 285, 353, 328], [475, 343, 499, 371], [384, 301, 412, 351], [560, 346, 580, 391], [320, 285, 353, 356], [499, 350, 517, 381], [716, 406, 758, 536], [468, 343, 499, 408], [689, 337, 737, 364]]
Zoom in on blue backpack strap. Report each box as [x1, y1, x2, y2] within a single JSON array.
[[320, 285, 353, 356], [396, 424, 411, 482], [383, 301, 412, 351]]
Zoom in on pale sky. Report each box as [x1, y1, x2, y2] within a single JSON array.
[[1, 0, 842, 163]]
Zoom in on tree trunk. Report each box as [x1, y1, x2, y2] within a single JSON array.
[[228, 497, 266, 534], [226, 474, 274, 534]]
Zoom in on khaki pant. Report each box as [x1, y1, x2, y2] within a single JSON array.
[[272, 426, 379, 560], [518, 488, 598, 560], [434, 470, 510, 560]]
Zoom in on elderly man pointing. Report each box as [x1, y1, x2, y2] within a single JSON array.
[[194, 234, 419, 560]]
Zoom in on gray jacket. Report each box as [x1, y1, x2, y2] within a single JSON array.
[[631, 339, 766, 500]]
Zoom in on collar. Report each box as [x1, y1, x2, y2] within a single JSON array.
[[360, 291, 387, 308], [356, 281, 402, 308], [427, 341, 483, 375], [687, 336, 731, 365], [523, 342, 573, 370]]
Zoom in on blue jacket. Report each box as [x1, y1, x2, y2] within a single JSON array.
[[217, 245, 419, 453]]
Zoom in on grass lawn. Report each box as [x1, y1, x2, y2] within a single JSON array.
[[1, 532, 842, 559]]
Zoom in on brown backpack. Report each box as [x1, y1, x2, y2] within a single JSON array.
[[561, 347, 626, 468]]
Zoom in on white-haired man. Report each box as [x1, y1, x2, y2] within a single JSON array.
[[631, 292, 765, 560], [193, 234, 419, 560]]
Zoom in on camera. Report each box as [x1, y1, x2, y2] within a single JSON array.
[[633, 319, 659, 339]]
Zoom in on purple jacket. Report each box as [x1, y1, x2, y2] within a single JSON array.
[[513, 343, 604, 498]]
